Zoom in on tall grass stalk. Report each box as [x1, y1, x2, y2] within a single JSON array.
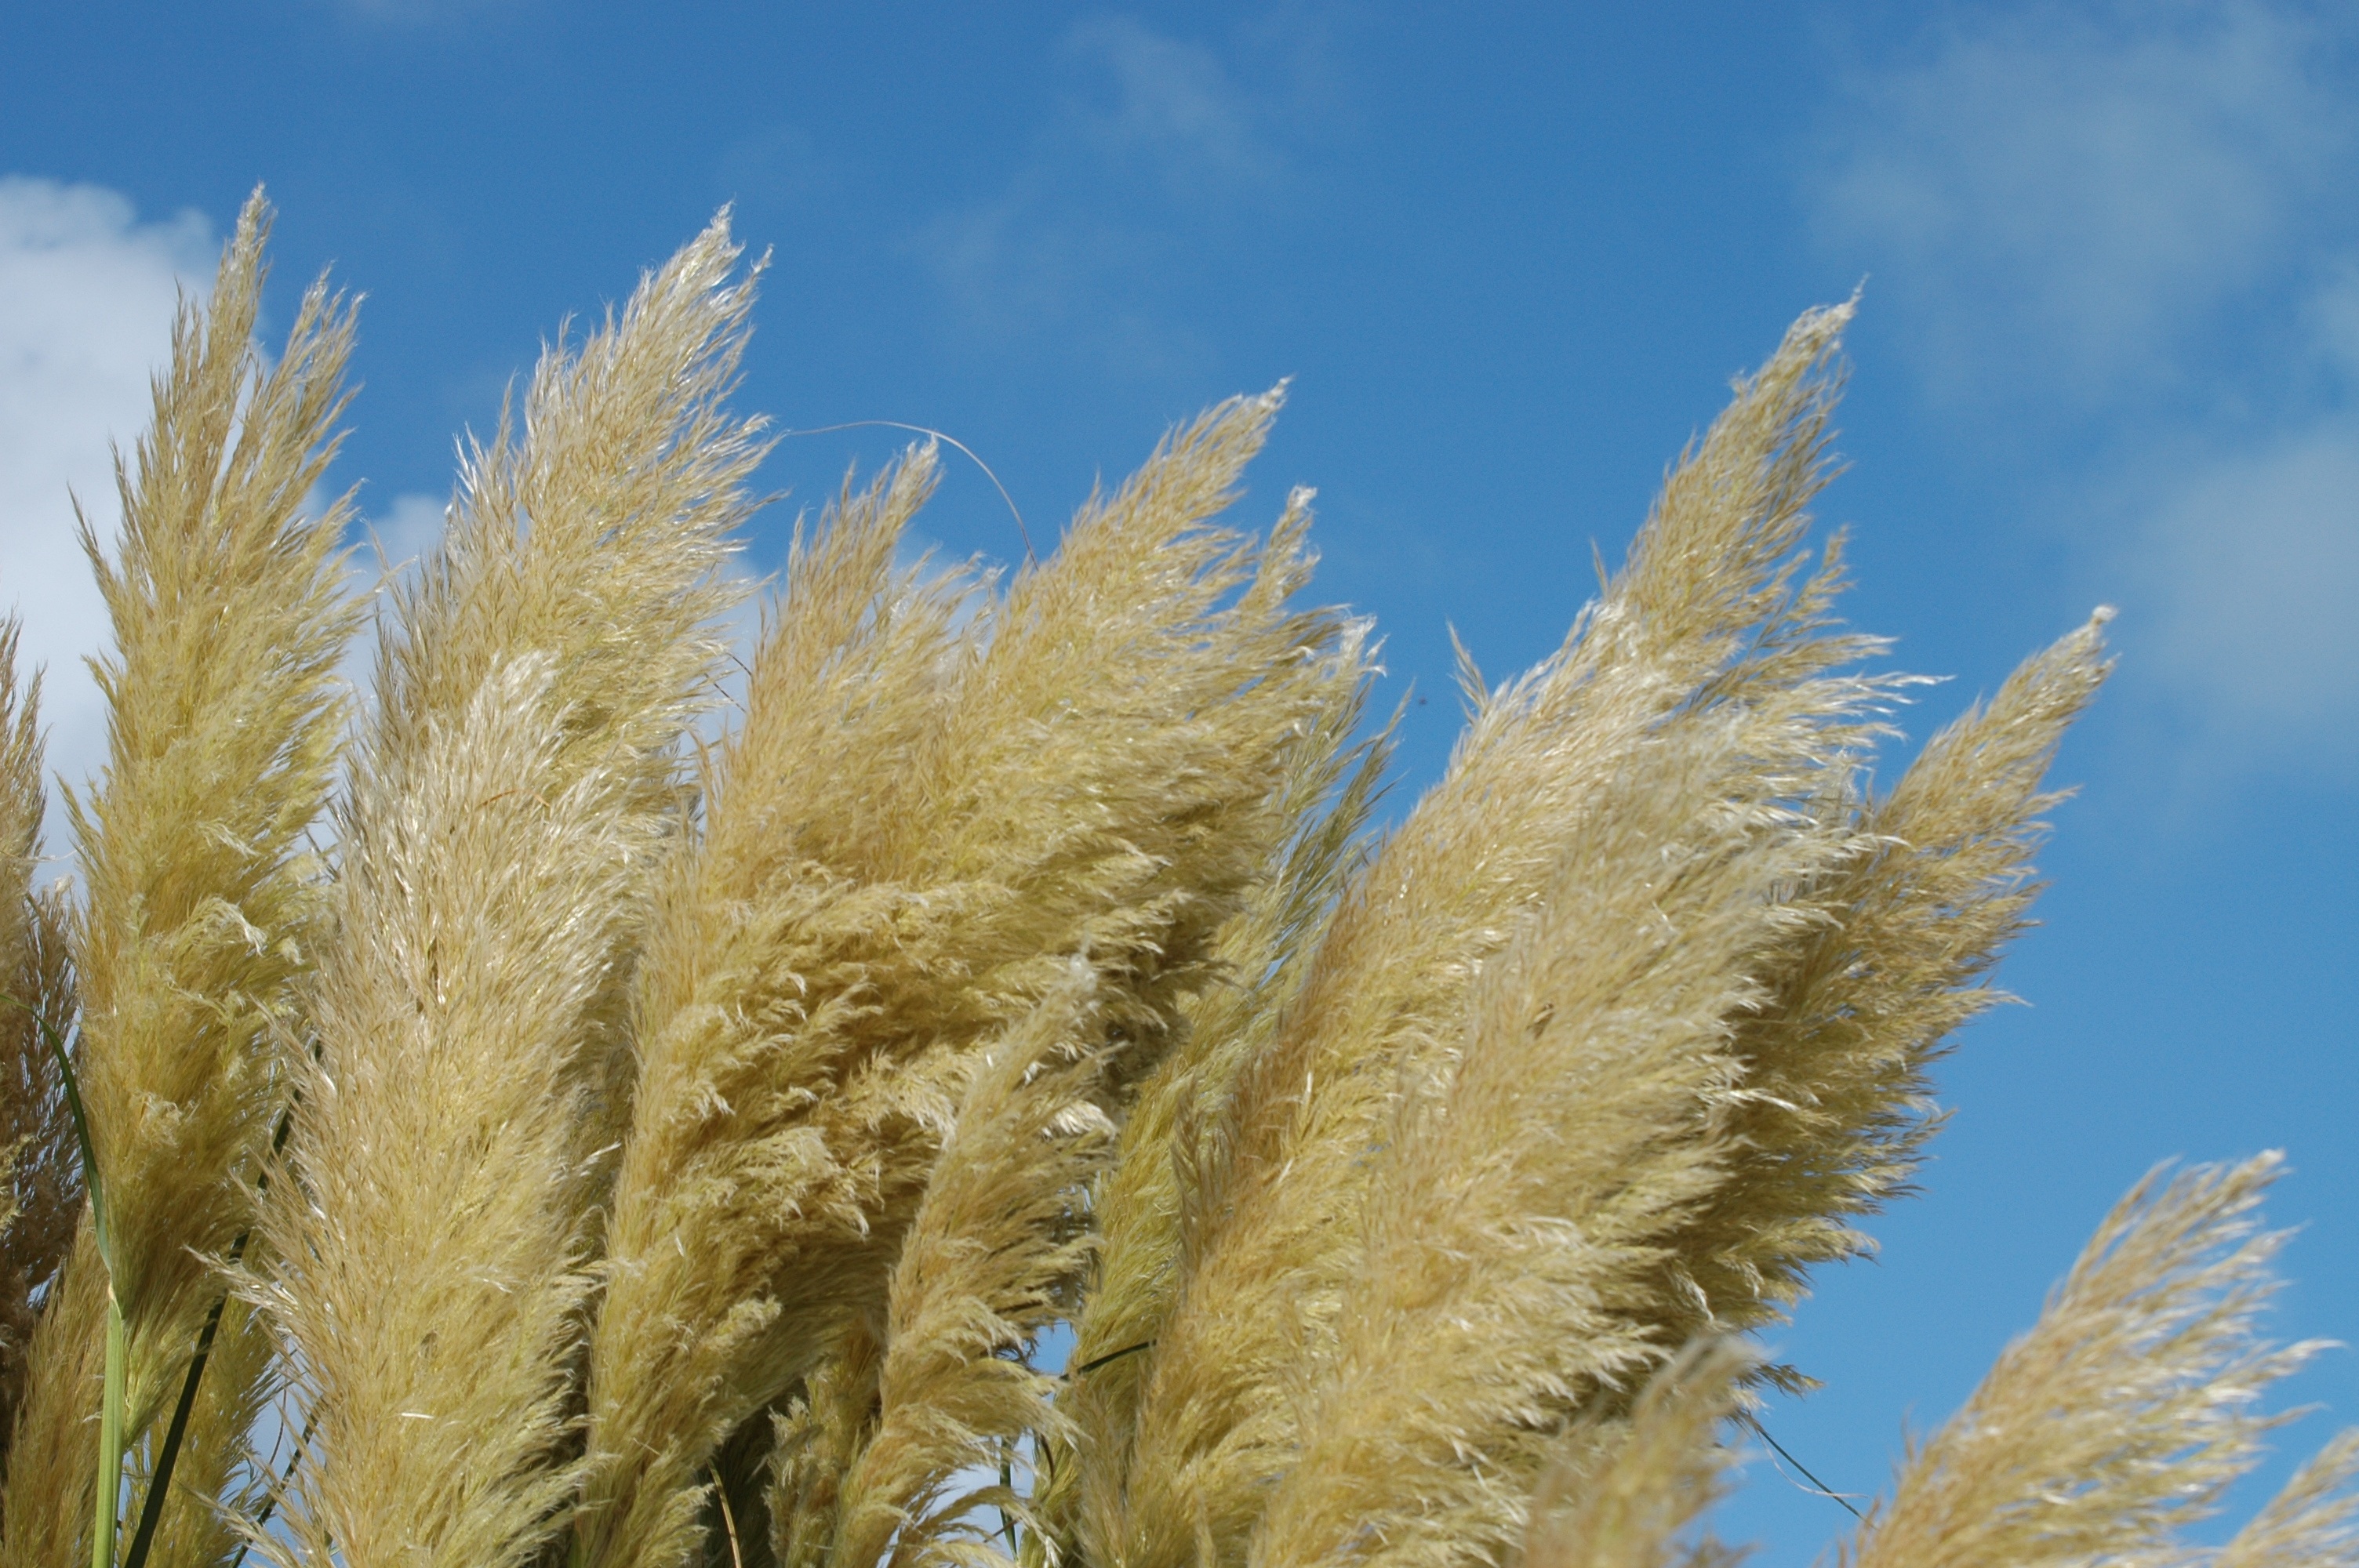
[[0, 205, 2348, 1568], [1, 186, 358, 1567]]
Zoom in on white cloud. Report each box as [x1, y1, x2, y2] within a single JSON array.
[[2128, 421, 2359, 765], [916, 16, 1296, 371], [2303, 261, 2359, 387], [354, 490, 449, 581], [1064, 17, 1282, 201], [336, 490, 449, 702], [1811, 1, 2352, 401], [1805, 3, 2359, 771], [0, 176, 214, 846]]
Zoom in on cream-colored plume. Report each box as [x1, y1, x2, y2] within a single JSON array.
[[578, 448, 967, 1568], [1848, 1156, 2319, 1568], [1107, 303, 1881, 1568], [823, 970, 1113, 1568], [1663, 609, 2114, 1371], [2219, 1428, 2359, 1568], [0, 218, 2289, 1568], [1, 190, 359, 1563], [1522, 1341, 1751, 1568], [1047, 637, 1385, 1559], [1247, 687, 1867, 1568], [250, 215, 762, 1567], [587, 390, 1344, 1568]]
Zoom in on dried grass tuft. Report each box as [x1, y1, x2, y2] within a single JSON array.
[[0, 205, 2329, 1568]]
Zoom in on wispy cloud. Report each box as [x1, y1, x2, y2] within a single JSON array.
[[316, 0, 519, 23], [1811, 1, 2354, 404], [2125, 420, 2359, 766], [1806, 2, 2359, 775], [0, 176, 213, 840], [915, 14, 1313, 373], [1063, 16, 1286, 201], [714, 123, 829, 213], [354, 490, 450, 580]]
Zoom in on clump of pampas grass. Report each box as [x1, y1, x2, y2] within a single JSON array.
[[0, 200, 2346, 1568]]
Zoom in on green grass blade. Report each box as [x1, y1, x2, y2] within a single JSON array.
[[120, 1290, 226, 1568], [4, 993, 105, 1262], [96, 1295, 125, 1568], [119, 1096, 297, 1568]]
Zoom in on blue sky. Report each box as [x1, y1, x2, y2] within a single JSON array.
[[3, 2, 2355, 1558]]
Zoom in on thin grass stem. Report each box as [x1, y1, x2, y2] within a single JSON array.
[[777, 419, 1036, 561], [1734, 1411, 1863, 1520], [714, 1469, 745, 1568], [120, 1279, 227, 1568], [222, 1408, 317, 1568], [95, 1297, 125, 1568], [121, 1084, 296, 1568]]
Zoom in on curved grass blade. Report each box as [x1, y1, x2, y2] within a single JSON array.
[[121, 1096, 300, 1568], [4, 994, 103, 1261], [119, 1293, 227, 1568]]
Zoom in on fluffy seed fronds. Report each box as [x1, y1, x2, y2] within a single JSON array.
[[826, 969, 1113, 1568], [1107, 303, 1883, 1568], [1522, 1341, 1751, 1568], [1846, 1155, 2319, 1568], [3, 1254, 109, 1561], [1, 187, 360, 1561], [773, 1316, 890, 1568], [863, 398, 1349, 1407], [1248, 690, 1869, 1568], [3, 216, 2295, 1568], [373, 218, 761, 800], [860, 395, 1347, 1067], [1656, 608, 2117, 1377], [580, 448, 966, 1568], [251, 659, 655, 1568], [1049, 637, 1385, 1555], [0, 632, 77, 1475], [251, 216, 764, 1567], [592, 394, 1348, 1568], [2219, 1428, 2359, 1568], [72, 190, 356, 1395], [0, 891, 75, 1479], [369, 211, 765, 1152], [123, 1295, 277, 1568]]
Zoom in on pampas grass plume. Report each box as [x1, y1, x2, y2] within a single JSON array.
[[0, 203, 2338, 1568]]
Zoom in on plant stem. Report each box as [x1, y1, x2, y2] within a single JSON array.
[[122, 1290, 226, 1568], [122, 1097, 295, 1568], [94, 1287, 125, 1568]]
